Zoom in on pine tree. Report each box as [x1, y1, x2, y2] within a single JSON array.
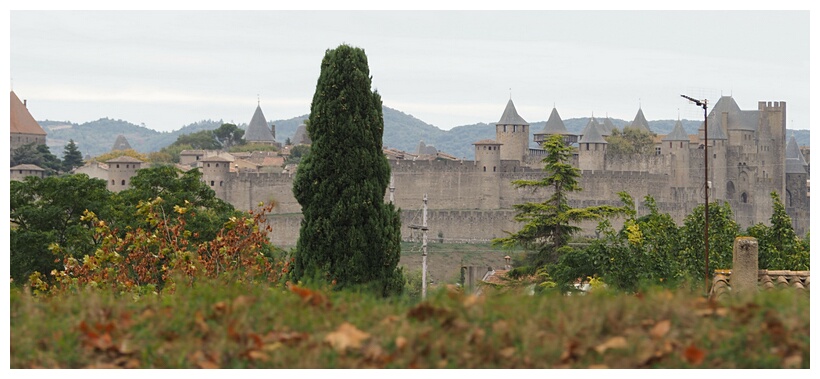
[[290, 44, 403, 296], [62, 139, 84, 172], [493, 134, 623, 272]]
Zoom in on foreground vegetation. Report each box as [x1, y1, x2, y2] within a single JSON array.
[[10, 281, 809, 369]]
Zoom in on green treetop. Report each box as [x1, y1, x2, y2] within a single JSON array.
[[62, 139, 84, 172]]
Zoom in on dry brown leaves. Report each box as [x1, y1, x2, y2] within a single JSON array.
[[324, 322, 371, 353], [288, 283, 331, 308]]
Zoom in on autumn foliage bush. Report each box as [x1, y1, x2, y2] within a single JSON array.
[[32, 198, 289, 296]]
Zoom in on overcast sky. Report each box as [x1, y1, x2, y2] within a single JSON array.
[[9, 10, 811, 132]]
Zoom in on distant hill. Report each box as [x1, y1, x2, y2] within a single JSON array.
[[39, 107, 809, 160]]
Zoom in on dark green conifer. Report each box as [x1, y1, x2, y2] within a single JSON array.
[[290, 44, 403, 296]]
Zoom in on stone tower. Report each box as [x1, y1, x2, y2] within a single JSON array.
[[784, 134, 808, 229], [704, 114, 728, 203], [661, 119, 691, 188], [199, 155, 232, 201], [495, 99, 529, 162], [578, 121, 607, 172], [106, 156, 143, 192], [472, 139, 502, 209], [473, 139, 502, 173], [758, 101, 787, 196]]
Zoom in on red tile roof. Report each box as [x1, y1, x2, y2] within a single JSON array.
[[10, 91, 46, 136]]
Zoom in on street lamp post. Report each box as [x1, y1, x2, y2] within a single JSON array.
[[681, 94, 710, 295]]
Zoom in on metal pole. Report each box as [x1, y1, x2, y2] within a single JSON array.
[[681, 94, 710, 295], [703, 103, 709, 295], [422, 193, 428, 299]]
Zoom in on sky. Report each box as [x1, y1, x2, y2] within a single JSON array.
[[7, 9, 812, 133]]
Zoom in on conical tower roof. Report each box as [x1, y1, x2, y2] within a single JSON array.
[[629, 108, 652, 133], [111, 134, 132, 151], [595, 118, 611, 137], [705, 116, 727, 140], [245, 105, 275, 142], [602, 117, 618, 135], [580, 117, 600, 139], [292, 123, 311, 145], [579, 121, 607, 144], [542, 107, 568, 134], [785, 134, 807, 174], [496, 99, 529, 125], [662, 120, 690, 141]]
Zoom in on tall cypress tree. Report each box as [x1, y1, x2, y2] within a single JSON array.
[[290, 44, 403, 296]]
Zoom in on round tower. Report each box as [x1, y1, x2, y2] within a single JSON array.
[[578, 125, 607, 172], [106, 155, 143, 192], [473, 139, 502, 173], [661, 119, 691, 187], [494, 99, 529, 162], [199, 155, 233, 201]]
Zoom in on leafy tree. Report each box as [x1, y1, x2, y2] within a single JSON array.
[[214, 123, 245, 149], [290, 44, 404, 296], [62, 139, 85, 172], [43, 200, 287, 295], [11, 143, 63, 175], [492, 134, 623, 273], [111, 166, 238, 244], [678, 201, 739, 283], [605, 127, 656, 156], [91, 149, 149, 164], [582, 193, 682, 292], [10, 174, 112, 284], [173, 130, 221, 150], [746, 192, 809, 270], [285, 137, 292, 146]]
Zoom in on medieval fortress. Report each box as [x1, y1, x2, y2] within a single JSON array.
[[186, 96, 811, 245], [10, 90, 811, 245]]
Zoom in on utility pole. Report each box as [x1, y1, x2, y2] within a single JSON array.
[[422, 193, 428, 299], [681, 94, 710, 295]]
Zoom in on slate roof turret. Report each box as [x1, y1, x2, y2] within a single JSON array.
[[629, 108, 652, 133], [245, 105, 276, 143], [542, 107, 568, 134], [111, 135, 132, 151], [496, 99, 528, 126], [662, 119, 690, 141], [579, 121, 607, 144], [705, 116, 728, 140], [785, 134, 808, 174]]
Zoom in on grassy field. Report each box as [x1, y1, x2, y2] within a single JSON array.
[[10, 279, 810, 369]]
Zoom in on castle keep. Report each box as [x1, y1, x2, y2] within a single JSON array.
[[195, 96, 808, 245]]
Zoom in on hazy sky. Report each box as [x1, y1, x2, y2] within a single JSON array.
[[9, 10, 811, 132]]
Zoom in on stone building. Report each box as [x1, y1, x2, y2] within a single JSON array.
[[105, 156, 143, 192], [10, 90, 47, 154], [10, 164, 45, 181]]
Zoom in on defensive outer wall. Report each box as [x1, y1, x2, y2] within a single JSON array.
[[207, 155, 806, 247]]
